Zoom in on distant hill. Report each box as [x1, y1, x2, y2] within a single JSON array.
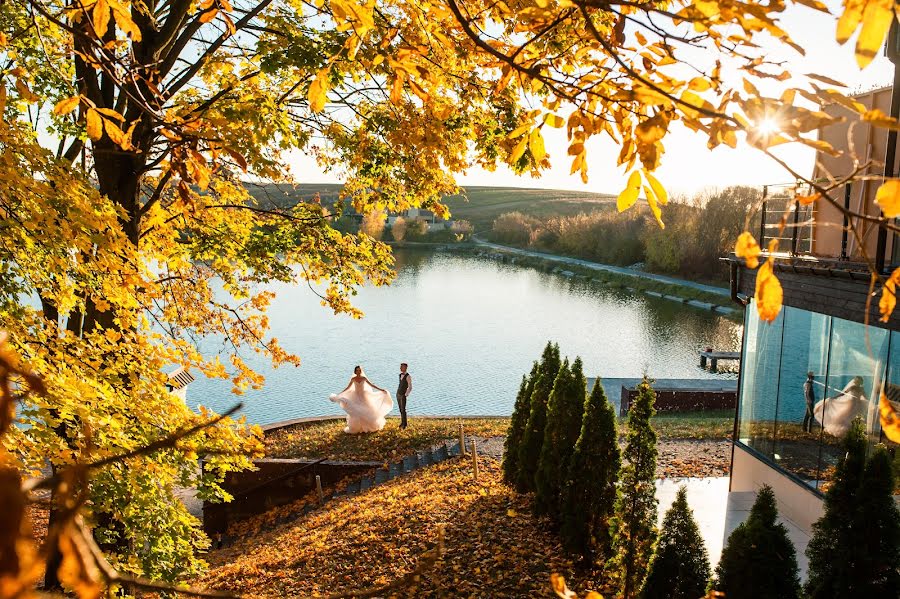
[[243, 183, 615, 230]]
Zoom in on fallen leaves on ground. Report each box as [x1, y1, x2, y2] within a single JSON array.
[[201, 458, 603, 597], [656, 440, 731, 478]]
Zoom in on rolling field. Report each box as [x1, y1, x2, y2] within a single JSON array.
[[244, 183, 615, 229]]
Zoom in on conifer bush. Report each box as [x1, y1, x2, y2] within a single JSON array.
[[714, 485, 801, 599], [559, 378, 620, 563], [640, 487, 710, 599], [608, 376, 658, 599], [516, 341, 561, 493], [806, 419, 900, 597], [535, 357, 586, 515], [502, 361, 538, 486]]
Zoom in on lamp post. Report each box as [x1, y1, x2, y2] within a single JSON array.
[[876, 20, 900, 274]]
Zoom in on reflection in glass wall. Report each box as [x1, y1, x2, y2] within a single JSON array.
[[737, 301, 784, 458], [817, 319, 888, 490], [773, 307, 830, 488], [881, 332, 900, 492], [737, 305, 892, 494]]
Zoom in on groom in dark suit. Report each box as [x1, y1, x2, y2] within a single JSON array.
[[397, 362, 412, 429]]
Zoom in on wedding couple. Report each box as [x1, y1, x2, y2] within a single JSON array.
[[328, 363, 412, 433]]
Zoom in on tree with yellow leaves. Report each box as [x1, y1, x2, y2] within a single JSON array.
[[5, 0, 900, 591]]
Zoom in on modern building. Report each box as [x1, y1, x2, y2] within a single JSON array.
[[728, 85, 900, 561]]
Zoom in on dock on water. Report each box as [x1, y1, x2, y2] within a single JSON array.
[[698, 350, 741, 373]]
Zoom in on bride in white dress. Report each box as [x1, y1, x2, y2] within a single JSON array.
[[329, 366, 393, 433]]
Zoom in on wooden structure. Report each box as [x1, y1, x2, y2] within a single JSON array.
[[699, 350, 741, 372], [619, 385, 736, 416]]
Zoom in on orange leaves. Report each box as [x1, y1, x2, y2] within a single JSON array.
[[879, 267, 900, 322], [835, 0, 894, 68], [736, 232, 781, 321], [876, 179, 900, 218], [53, 96, 81, 116], [755, 259, 783, 322], [735, 232, 761, 268], [92, 0, 111, 37], [879, 391, 900, 442], [85, 109, 103, 141], [57, 524, 103, 599]]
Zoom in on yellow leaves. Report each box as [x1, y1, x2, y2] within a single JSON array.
[[879, 391, 900, 442], [308, 69, 330, 113], [506, 508, 518, 517], [835, 0, 893, 67], [529, 129, 546, 162], [863, 108, 900, 131], [879, 267, 900, 322], [53, 96, 81, 116], [755, 259, 783, 322], [876, 179, 900, 218], [735, 232, 761, 268], [85, 109, 103, 141], [543, 114, 564, 128], [617, 170, 641, 213], [104, 119, 128, 148], [510, 137, 529, 165], [797, 192, 821, 205], [617, 170, 668, 227], [643, 170, 667, 206]]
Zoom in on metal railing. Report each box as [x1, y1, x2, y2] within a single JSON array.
[[758, 182, 815, 256]]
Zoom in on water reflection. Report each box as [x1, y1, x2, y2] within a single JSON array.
[[190, 249, 741, 424]]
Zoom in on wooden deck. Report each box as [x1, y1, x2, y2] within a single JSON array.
[[699, 350, 741, 372]]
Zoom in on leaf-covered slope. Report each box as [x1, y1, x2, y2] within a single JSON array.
[[202, 458, 598, 597]]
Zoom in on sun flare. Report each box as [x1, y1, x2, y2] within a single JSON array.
[[756, 118, 781, 136]]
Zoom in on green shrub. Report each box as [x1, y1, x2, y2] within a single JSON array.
[[714, 485, 800, 599], [806, 419, 900, 597], [640, 487, 710, 599], [535, 357, 586, 516], [516, 341, 561, 493], [608, 376, 658, 599], [559, 378, 620, 563], [502, 362, 538, 486]]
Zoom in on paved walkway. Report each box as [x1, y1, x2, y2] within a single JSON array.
[[472, 237, 730, 297]]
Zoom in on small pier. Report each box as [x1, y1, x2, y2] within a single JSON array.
[[699, 350, 741, 372]]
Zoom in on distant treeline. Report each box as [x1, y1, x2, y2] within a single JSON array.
[[489, 186, 762, 282]]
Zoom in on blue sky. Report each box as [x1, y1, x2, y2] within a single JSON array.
[[286, 2, 897, 198]]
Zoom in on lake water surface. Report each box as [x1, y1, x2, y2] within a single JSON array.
[[191, 250, 741, 425]]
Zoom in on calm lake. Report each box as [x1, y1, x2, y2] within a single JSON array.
[[191, 249, 741, 425]]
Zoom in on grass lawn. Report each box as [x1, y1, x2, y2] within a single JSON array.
[[202, 458, 600, 597], [264, 417, 510, 462], [264, 412, 733, 463]]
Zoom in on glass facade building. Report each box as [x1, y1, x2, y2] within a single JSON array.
[[737, 299, 899, 492]]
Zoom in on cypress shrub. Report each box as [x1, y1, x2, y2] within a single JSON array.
[[640, 487, 710, 599], [714, 485, 800, 599], [535, 357, 586, 516], [516, 341, 561, 493], [608, 376, 658, 599], [806, 418, 900, 597], [502, 361, 538, 486], [560, 378, 620, 564]]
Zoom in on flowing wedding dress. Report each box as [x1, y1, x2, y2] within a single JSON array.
[[814, 376, 869, 438], [329, 377, 393, 433]]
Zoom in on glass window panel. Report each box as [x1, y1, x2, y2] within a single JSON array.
[[772, 307, 831, 488], [817, 317, 889, 491], [737, 300, 784, 460], [881, 331, 900, 493]]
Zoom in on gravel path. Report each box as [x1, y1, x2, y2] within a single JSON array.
[[466, 436, 731, 478]]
